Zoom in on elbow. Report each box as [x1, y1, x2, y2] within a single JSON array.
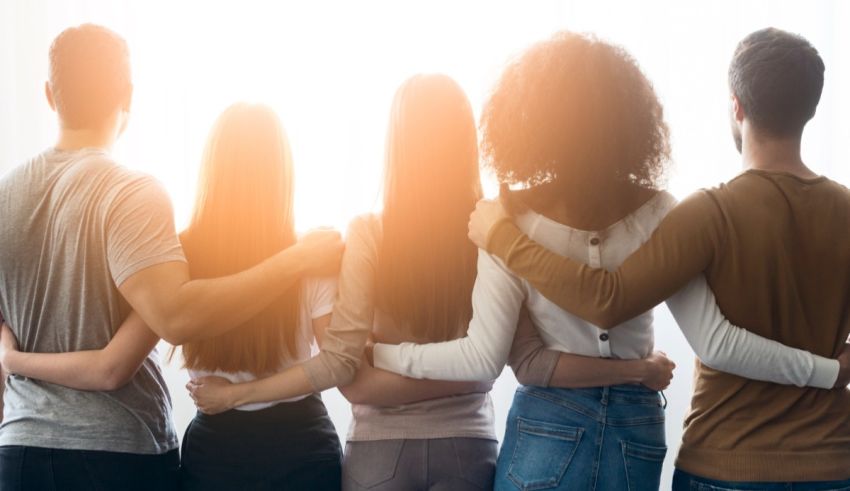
[[333, 359, 360, 388], [156, 316, 194, 346], [338, 383, 366, 405], [694, 348, 725, 372], [512, 366, 536, 386], [480, 362, 503, 382], [99, 366, 136, 392]]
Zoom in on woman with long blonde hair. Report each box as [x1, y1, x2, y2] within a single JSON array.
[[175, 103, 343, 489]]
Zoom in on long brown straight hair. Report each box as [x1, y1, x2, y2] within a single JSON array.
[[376, 74, 482, 342], [179, 103, 301, 376]]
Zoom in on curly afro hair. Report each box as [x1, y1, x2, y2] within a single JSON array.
[[480, 32, 670, 190]]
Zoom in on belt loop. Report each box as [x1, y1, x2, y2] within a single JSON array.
[[601, 386, 610, 406], [660, 390, 668, 409]]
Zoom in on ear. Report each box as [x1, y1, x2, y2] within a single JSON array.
[[45, 81, 56, 112], [731, 94, 745, 124]]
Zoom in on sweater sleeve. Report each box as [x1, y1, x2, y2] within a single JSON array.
[[486, 191, 723, 329], [373, 251, 525, 381], [667, 275, 838, 389], [507, 308, 559, 387], [301, 217, 375, 391]]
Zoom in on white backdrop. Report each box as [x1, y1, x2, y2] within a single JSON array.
[[1, 1, 848, 488]]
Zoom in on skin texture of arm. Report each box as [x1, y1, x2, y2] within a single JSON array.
[[667, 275, 839, 388], [118, 230, 342, 346], [0, 312, 158, 391], [338, 355, 493, 407], [188, 314, 331, 414], [509, 308, 674, 390], [480, 192, 722, 329]]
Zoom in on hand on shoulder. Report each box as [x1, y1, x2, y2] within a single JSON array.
[[468, 199, 511, 250]]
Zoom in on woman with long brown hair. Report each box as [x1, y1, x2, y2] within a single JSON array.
[[334, 74, 498, 490]]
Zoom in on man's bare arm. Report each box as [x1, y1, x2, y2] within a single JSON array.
[[119, 230, 343, 345]]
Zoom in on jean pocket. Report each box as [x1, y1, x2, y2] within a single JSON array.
[[621, 441, 667, 491], [507, 417, 584, 491], [342, 440, 404, 489]]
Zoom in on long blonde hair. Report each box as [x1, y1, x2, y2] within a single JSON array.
[[376, 74, 482, 342], [180, 103, 301, 375]]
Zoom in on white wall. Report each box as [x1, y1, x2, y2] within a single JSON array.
[[1, 1, 848, 488]]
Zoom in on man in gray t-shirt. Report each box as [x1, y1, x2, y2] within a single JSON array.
[[0, 148, 185, 456], [0, 24, 343, 490]]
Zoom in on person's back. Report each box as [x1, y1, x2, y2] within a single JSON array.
[[0, 148, 182, 453], [678, 170, 850, 479], [470, 28, 850, 487]]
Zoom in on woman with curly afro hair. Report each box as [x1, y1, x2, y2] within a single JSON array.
[[372, 31, 835, 491]]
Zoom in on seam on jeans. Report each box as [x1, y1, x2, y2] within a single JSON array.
[[606, 415, 666, 427], [590, 402, 607, 490], [506, 419, 583, 491], [518, 387, 601, 422], [451, 438, 496, 489], [17, 447, 26, 490], [425, 439, 431, 490], [47, 449, 56, 491]]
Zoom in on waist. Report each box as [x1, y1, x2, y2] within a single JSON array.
[[520, 383, 662, 406], [678, 371, 850, 481], [348, 392, 496, 441], [193, 393, 329, 430], [187, 367, 310, 410], [0, 377, 176, 454]]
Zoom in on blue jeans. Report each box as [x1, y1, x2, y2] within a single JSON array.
[[673, 469, 850, 490], [495, 384, 666, 491]]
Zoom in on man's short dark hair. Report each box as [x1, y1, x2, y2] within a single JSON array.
[[729, 27, 824, 137], [49, 24, 131, 129]]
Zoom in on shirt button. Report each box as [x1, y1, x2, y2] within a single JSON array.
[[599, 333, 609, 341], [590, 237, 600, 246]]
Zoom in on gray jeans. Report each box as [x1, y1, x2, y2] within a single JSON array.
[[342, 438, 497, 490]]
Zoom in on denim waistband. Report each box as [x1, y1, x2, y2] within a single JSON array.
[[519, 383, 662, 407]]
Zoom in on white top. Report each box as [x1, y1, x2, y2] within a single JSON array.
[[189, 277, 337, 411], [374, 192, 838, 389]]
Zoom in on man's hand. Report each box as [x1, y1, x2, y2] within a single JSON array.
[[295, 228, 344, 277], [186, 376, 239, 415], [0, 324, 20, 374], [835, 343, 850, 388], [640, 351, 676, 391], [468, 199, 511, 249]]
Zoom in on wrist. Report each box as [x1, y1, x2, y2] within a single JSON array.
[[227, 382, 250, 408], [629, 359, 650, 385], [279, 243, 310, 277]]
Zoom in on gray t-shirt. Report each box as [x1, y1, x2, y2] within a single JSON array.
[[0, 147, 186, 454]]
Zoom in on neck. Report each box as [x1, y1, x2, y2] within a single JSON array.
[[532, 177, 655, 231], [740, 124, 817, 178], [54, 125, 118, 152]]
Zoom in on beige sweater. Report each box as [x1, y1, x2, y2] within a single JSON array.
[[326, 214, 497, 441]]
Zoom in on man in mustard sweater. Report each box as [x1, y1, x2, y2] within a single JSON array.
[[469, 28, 850, 489]]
